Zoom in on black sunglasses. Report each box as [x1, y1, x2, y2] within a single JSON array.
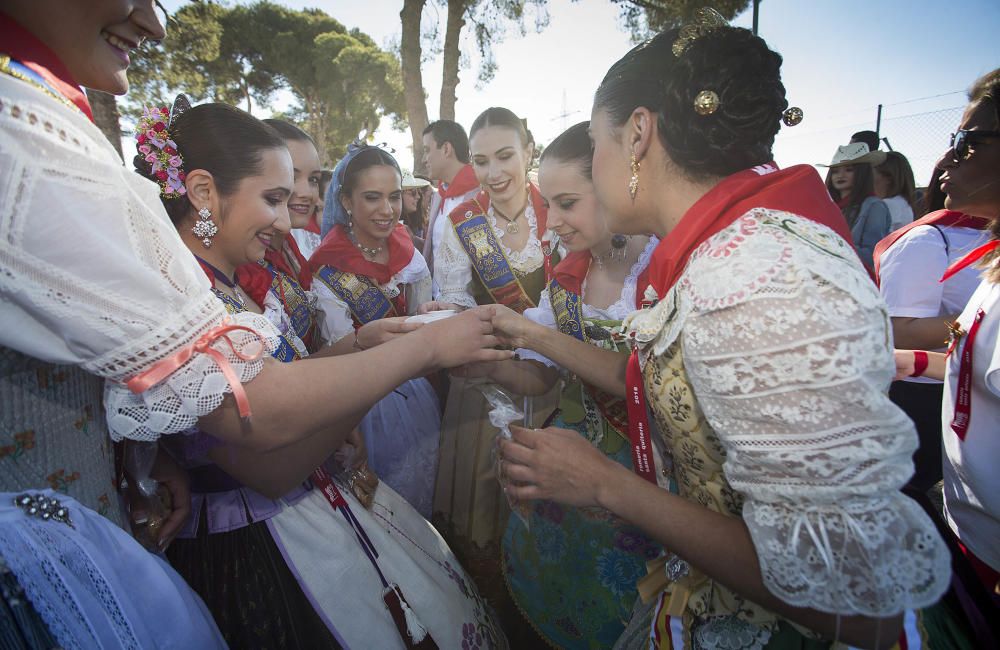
[[949, 129, 1000, 162]]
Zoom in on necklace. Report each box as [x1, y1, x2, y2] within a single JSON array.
[[592, 234, 630, 270], [349, 230, 384, 260], [492, 200, 527, 235], [195, 255, 246, 308]]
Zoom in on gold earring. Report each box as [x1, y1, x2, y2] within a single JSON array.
[[628, 152, 640, 201]]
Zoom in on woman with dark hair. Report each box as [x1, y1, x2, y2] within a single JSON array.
[[822, 143, 892, 268], [141, 105, 504, 648], [491, 14, 949, 649], [895, 67, 1000, 648], [454, 120, 660, 648], [875, 151, 917, 230], [309, 145, 442, 518], [262, 118, 324, 259], [401, 169, 431, 250]]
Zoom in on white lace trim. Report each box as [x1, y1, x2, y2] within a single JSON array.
[[104, 310, 281, 442], [486, 201, 543, 271], [626, 209, 950, 616]]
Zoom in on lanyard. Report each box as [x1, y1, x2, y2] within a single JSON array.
[[626, 345, 658, 484], [951, 308, 985, 441]]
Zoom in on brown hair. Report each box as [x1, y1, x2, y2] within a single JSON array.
[[875, 151, 916, 212], [969, 68, 1000, 281]]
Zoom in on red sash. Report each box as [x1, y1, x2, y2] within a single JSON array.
[[872, 210, 992, 284]]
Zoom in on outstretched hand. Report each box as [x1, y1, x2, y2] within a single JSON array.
[[356, 316, 422, 350], [425, 306, 513, 369], [498, 425, 620, 509], [485, 303, 534, 349]]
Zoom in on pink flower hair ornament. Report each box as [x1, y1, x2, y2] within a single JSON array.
[[136, 105, 187, 199]]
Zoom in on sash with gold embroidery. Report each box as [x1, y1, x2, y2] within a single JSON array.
[[211, 288, 300, 363], [548, 277, 630, 438], [449, 198, 537, 313], [314, 266, 399, 326], [262, 260, 314, 345]]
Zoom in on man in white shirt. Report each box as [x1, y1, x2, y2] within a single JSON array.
[[420, 120, 481, 298]]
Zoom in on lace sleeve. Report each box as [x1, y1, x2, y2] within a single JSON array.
[[433, 217, 477, 308], [679, 218, 950, 616], [311, 279, 356, 344], [1, 76, 275, 441]]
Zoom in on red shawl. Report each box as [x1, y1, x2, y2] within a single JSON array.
[[648, 163, 852, 297], [308, 222, 414, 286], [553, 250, 651, 310], [266, 235, 312, 290], [0, 13, 93, 121], [236, 235, 314, 308], [438, 164, 479, 201], [872, 210, 993, 285]]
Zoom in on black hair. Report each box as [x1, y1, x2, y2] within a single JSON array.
[[340, 147, 401, 198], [825, 163, 876, 226], [850, 130, 880, 152], [469, 107, 531, 150], [921, 166, 946, 215], [262, 118, 316, 146], [540, 121, 593, 180], [422, 120, 470, 164], [134, 103, 286, 223], [594, 27, 786, 180]]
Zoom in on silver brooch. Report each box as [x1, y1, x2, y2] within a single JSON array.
[[14, 493, 73, 527], [665, 554, 690, 582]]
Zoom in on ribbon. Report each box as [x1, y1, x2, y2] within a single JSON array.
[[940, 240, 1000, 283], [625, 346, 658, 484], [951, 308, 984, 441], [125, 321, 266, 419]]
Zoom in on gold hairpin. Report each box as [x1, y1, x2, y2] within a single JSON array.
[[672, 7, 728, 57], [782, 107, 804, 126], [694, 90, 720, 116]]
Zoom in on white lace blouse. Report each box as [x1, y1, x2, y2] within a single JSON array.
[[0, 74, 280, 442], [434, 200, 544, 308], [313, 250, 432, 343], [624, 209, 950, 616]]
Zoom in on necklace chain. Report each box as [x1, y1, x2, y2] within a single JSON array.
[[492, 196, 528, 235], [349, 229, 384, 259]]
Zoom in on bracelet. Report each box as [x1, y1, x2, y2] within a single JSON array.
[[910, 350, 929, 377], [353, 330, 366, 351]]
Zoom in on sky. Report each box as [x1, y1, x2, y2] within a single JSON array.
[[152, 0, 1000, 184]]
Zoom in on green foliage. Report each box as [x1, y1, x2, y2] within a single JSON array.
[[124, 1, 404, 165], [610, 0, 753, 41]]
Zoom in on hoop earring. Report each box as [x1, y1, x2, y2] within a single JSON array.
[[628, 152, 640, 201], [192, 206, 218, 248]]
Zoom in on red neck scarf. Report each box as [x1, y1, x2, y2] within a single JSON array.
[[648, 163, 852, 297], [872, 210, 993, 284], [308, 222, 414, 286], [302, 210, 321, 235], [266, 235, 312, 290], [553, 250, 650, 311], [0, 13, 93, 121], [438, 164, 479, 201]]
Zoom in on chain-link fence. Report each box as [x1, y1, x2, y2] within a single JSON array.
[[773, 92, 966, 190]]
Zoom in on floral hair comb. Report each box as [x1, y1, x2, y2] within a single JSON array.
[[135, 95, 191, 199]]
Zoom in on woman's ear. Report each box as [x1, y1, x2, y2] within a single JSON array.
[[628, 107, 657, 164], [339, 193, 352, 219], [184, 169, 217, 216]]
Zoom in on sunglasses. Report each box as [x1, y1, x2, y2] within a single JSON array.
[[949, 129, 1000, 162]]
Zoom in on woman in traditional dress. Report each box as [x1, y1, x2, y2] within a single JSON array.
[[490, 16, 949, 649], [309, 145, 442, 517], [422, 106, 559, 630], [0, 2, 508, 646], [454, 121, 662, 648], [139, 101, 507, 649], [267, 119, 325, 261]]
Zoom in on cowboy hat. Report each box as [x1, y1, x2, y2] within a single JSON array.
[[401, 170, 431, 189], [819, 142, 887, 167]]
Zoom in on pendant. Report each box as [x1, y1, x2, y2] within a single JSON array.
[[506, 221, 519, 234]]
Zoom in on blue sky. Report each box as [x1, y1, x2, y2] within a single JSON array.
[[153, 0, 999, 182]]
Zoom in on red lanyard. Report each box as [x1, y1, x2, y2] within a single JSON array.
[[626, 346, 658, 484], [951, 308, 985, 441]]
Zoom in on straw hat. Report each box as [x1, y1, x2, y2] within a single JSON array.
[[401, 170, 431, 189], [819, 142, 887, 167]]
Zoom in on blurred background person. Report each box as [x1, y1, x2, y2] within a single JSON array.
[[875, 150, 918, 230], [823, 142, 891, 268]]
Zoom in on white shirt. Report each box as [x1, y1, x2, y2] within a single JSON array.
[[430, 190, 480, 299], [879, 225, 989, 383], [290, 228, 321, 261], [942, 276, 1000, 571], [883, 195, 915, 231]]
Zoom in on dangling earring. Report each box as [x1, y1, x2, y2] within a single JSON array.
[[192, 206, 218, 248], [346, 209, 353, 229], [628, 152, 640, 201]]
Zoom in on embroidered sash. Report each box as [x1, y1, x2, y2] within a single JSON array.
[[548, 277, 631, 439], [314, 266, 399, 325], [212, 289, 300, 362], [262, 260, 314, 344], [449, 199, 537, 313]]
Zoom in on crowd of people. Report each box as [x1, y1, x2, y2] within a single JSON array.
[[1, 1, 998, 649]]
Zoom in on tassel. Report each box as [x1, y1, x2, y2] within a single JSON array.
[[382, 583, 438, 649]]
